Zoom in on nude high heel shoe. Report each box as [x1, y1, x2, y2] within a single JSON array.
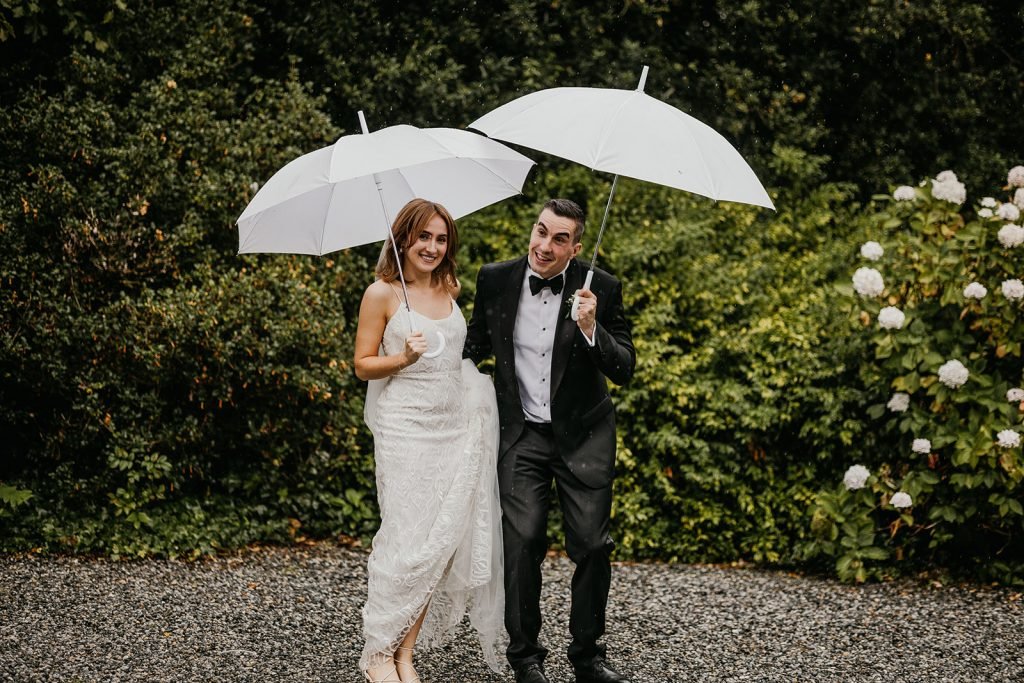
[[394, 646, 423, 683], [364, 655, 402, 683]]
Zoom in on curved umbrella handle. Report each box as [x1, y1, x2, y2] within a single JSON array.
[[420, 331, 447, 359], [570, 270, 595, 321]]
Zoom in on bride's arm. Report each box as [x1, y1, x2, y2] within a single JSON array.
[[353, 280, 425, 381]]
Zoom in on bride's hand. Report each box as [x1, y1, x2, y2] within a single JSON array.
[[402, 332, 428, 366]]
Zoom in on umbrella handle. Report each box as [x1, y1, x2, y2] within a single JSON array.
[[407, 308, 447, 359], [421, 331, 447, 359], [570, 270, 595, 321]]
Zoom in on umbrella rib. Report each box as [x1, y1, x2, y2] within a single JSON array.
[[317, 181, 342, 256], [591, 92, 721, 201], [394, 155, 525, 204], [671, 108, 719, 200], [461, 156, 527, 195], [590, 91, 641, 171], [238, 212, 261, 254]]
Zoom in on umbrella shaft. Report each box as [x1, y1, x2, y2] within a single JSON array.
[[360, 109, 413, 325], [588, 174, 619, 271], [375, 177, 414, 325]]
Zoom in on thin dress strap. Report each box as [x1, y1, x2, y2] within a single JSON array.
[[387, 281, 404, 304], [386, 282, 406, 320]]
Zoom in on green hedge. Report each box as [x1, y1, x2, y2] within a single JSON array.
[[0, 3, 379, 556], [2, 1, 1022, 581]]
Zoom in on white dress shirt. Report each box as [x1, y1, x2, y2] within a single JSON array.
[[514, 263, 594, 423]]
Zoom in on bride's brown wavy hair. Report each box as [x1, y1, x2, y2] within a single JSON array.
[[375, 198, 459, 292]]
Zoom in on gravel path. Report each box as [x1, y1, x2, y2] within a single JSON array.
[[1, 545, 1021, 682]]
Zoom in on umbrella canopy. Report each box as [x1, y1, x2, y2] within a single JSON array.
[[468, 66, 773, 210], [237, 120, 535, 255], [469, 66, 773, 319], [237, 113, 535, 358]]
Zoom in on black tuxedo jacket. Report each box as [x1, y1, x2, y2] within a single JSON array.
[[464, 256, 635, 488]]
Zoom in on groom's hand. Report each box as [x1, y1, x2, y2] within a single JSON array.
[[575, 288, 597, 337]]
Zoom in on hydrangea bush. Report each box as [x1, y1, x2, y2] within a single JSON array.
[[804, 168, 1024, 583]]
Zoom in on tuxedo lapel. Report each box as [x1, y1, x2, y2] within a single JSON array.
[[497, 256, 528, 392], [550, 259, 582, 397]]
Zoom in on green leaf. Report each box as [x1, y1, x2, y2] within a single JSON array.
[[0, 484, 33, 509], [861, 546, 890, 561]]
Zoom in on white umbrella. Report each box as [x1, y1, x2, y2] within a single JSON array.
[[469, 66, 774, 318], [237, 112, 535, 355], [238, 114, 534, 255]]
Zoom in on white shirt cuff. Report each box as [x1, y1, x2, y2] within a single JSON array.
[[580, 327, 596, 346]]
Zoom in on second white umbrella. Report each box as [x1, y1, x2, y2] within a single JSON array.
[[237, 113, 535, 356], [469, 66, 773, 318], [238, 115, 535, 255]]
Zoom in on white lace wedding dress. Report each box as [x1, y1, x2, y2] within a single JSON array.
[[361, 298, 504, 675]]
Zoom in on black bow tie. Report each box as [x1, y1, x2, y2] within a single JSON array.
[[529, 273, 564, 296]]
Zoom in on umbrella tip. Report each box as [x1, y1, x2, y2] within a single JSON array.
[[357, 110, 370, 135], [637, 65, 649, 92]]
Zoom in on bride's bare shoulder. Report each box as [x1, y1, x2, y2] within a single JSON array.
[[364, 278, 395, 297], [361, 279, 398, 310]]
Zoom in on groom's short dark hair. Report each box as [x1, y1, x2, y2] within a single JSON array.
[[542, 198, 585, 243]]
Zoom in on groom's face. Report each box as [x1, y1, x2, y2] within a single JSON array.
[[528, 208, 581, 279]]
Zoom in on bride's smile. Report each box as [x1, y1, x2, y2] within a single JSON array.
[[404, 214, 449, 276]]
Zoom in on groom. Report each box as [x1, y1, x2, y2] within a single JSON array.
[[465, 198, 635, 683]]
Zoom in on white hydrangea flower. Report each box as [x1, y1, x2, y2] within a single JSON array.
[[981, 197, 998, 208], [890, 492, 913, 509], [935, 170, 958, 183], [887, 392, 910, 413], [1015, 188, 1024, 210], [998, 224, 1024, 249], [853, 267, 885, 297], [1002, 279, 1024, 301], [963, 282, 987, 299], [860, 241, 884, 261], [931, 177, 967, 205], [843, 465, 870, 491], [937, 359, 969, 389], [1009, 166, 1024, 188], [997, 203, 1021, 222], [1006, 388, 1024, 402], [911, 438, 932, 454], [979, 208, 994, 218], [893, 186, 916, 201], [877, 306, 905, 330], [997, 430, 1021, 448]]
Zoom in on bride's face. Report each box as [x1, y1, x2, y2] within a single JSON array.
[[403, 214, 448, 278]]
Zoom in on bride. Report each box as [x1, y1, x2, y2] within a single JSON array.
[[353, 198, 504, 682]]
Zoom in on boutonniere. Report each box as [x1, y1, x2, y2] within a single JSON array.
[[564, 291, 578, 320]]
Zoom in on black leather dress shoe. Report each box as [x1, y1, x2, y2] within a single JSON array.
[[574, 659, 631, 683], [515, 663, 551, 683]]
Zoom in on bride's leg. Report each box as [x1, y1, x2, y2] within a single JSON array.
[[394, 599, 429, 683]]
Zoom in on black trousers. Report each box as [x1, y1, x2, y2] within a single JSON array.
[[499, 421, 615, 671]]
